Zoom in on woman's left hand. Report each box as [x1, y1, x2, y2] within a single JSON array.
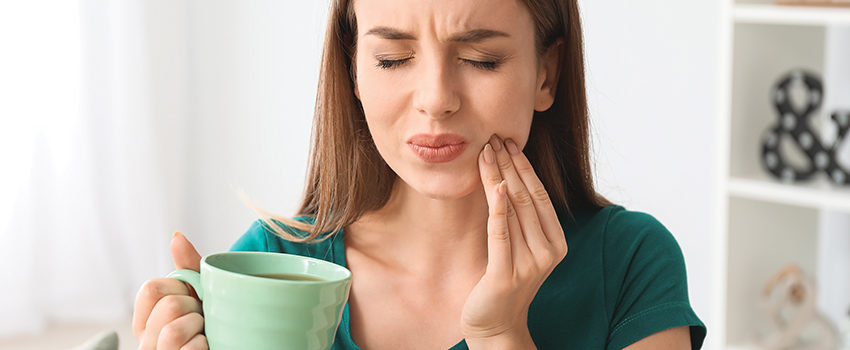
[[461, 134, 568, 346]]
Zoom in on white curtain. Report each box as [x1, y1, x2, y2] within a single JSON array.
[[0, 0, 184, 337]]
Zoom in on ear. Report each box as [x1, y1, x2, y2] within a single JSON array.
[[351, 59, 361, 100], [354, 79, 360, 100], [534, 38, 564, 112]]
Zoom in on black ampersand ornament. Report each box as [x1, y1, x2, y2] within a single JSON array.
[[760, 69, 850, 185]]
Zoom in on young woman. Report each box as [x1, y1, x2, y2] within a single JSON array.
[[133, 0, 707, 348]]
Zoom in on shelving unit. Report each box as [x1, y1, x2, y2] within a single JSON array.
[[716, 1, 850, 348], [728, 175, 850, 212], [734, 3, 850, 25]]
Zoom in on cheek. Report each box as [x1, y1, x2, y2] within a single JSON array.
[[355, 67, 405, 145], [468, 68, 537, 146], [355, 72, 410, 180]]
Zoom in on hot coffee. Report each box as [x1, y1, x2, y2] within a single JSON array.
[[249, 273, 326, 282]]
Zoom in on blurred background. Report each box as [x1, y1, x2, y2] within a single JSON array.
[[1, 0, 848, 349]]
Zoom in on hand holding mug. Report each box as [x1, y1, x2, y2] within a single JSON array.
[[167, 245, 351, 350], [133, 232, 207, 350], [134, 232, 351, 350]]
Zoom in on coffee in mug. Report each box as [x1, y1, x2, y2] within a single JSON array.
[[249, 272, 327, 282]]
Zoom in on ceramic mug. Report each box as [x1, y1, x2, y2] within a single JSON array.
[[167, 251, 352, 350]]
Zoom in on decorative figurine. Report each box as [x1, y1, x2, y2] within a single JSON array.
[[759, 264, 839, 349], [760, 69, 850, 185]]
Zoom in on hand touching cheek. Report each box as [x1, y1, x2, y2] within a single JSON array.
[[461, 134, 568, 347]]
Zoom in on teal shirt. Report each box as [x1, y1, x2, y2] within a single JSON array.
[[230, 204, 706, 349]]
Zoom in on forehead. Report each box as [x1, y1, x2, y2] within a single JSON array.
[[353, 0, 532, 39]]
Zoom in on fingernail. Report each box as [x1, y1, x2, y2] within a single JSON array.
[[505, 139, 519, 155], [483, 144, 494, 164], [489, 135, 502, 152], [173, 231, 182, 239]]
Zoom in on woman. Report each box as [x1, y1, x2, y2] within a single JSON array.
[[133, 0, 707, 348]]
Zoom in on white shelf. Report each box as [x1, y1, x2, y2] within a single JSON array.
[[718, 1, 850, 348], [734, 3, 850, 25], [728, 175, 850, 212], [726, 345, 758, 350]]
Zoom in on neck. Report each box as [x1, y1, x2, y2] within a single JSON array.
[[348, 179, 490, 279]]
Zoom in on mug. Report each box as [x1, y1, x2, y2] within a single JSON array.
[[167, 251, 352, 350]]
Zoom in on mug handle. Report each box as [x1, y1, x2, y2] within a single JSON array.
[[167, 269, 204, 300]]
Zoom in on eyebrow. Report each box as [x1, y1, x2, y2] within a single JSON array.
[[363, 26, 510, 43]]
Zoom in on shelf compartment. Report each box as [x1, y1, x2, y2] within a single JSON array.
[[728, 175, 850, 212], [729, 23, 827, 180], [725, 197, 820, 345], [735, 3, 850, 25]]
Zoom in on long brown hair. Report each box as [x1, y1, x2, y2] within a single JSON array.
[[246, 0, 611, 243]]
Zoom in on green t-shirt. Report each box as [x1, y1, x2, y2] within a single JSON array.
[[230, 204, 706, 349]]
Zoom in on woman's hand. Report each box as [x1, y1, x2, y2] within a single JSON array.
[[461, 134, 568, 347], [133, 232, 208, 350]]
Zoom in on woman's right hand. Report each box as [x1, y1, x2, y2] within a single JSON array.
[[133, 232, 208, 350]]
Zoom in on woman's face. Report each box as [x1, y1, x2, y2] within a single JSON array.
[[353, 0, 558, 200]]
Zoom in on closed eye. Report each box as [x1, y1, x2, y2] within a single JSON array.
[[461, 59, 499, 71], [375, 58, 411, 69], [375, 58, 501, 71]]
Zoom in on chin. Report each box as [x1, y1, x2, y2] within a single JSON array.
[[400, 167, 482, 200]]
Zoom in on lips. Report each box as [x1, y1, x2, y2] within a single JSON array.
[[407, 133, 469, 163], [407, 134, 468, 147]]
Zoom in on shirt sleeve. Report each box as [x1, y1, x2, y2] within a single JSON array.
[[229, 220, 271, 252], [228, 217, 330, 258], [603, 207, 706, 350]]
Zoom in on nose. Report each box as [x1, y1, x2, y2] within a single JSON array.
[[412, 57, 461, 120]]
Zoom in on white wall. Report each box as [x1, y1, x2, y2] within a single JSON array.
[[580, 0, 719, 344], [182, 0, 719, 344], [182, 0, 329, 255]]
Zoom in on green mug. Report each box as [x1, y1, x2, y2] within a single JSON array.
[[167, 251, 352, 350]]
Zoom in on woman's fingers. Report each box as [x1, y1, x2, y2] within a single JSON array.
[[489, 181, 513, 275], [503, 139, 568, 256], [139, 295, 203, 350], [170, 232, 203, 300], [171, 232, 202, 272], [135, 233, 206, 349], [487, 137, 531, 262], [133, 278, 191, 339], [480, 144, 512, 274], [182, 334, 210, 350], [156, 312, 205, 350], [490, 135, 550, 261]]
